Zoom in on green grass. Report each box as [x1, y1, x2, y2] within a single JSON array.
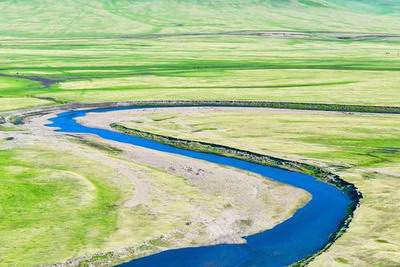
[[301, 136, 400, 167], [0, 97, 53, 111], [0, 125, 21, 132], [0, 76, 54, 110], [1, 36, 400, 108], [0, 132, 304, 266], [69, 136, 123, 155], [0, 0, 399, 37], [0, 138, 216, 266], [117, 108, 400, 266], [0, 1, 399, 111], [1, 1, 400, 265], [0, 146, 121, 266], [0, 76, 40, 94]]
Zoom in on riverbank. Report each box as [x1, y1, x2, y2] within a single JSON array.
[[107, 122, 361, 265], [4, 101, 399, 265], [52, 105, 355, 266], [0, 106, 310, 266], [4, 100, 400, 127], [106, 106, 400, 266]]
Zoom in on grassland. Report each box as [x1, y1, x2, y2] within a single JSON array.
[[1, 0, 400, 265], [1, 1, 399, 109], [1, 0, 400, 38], [115, 107, 400, 266], [1, 35, 400, 108], [0, 139, 121, 265]]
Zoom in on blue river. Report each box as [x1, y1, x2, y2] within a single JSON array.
[[47, 105, 353, 267]]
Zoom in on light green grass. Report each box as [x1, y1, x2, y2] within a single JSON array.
[[0, 76, 54, 111], [1, 36, 400, 108], [0, 133, 304, 266], [119, 108, 400, 266], [0, 0, 400, 37], [0, 139, 216, 266], [0, 1, 399, 110], [0, 97, 53, 111], [0, 145, 121, 266], [0, 125, 21, 132], [1, 1, 400, 265]]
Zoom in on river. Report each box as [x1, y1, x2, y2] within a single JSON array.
[[47, 105, 353, 267]]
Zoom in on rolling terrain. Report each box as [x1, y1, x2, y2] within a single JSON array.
[[0, 0, 400, 109], [0, 0, 400, 266], [1, 0, 400, 37]]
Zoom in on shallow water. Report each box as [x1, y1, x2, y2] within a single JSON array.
[[47, 106, 352, 267]]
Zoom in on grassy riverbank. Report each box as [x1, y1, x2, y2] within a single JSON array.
[[110, 122, 359, 196], [113, 107, 400, 266], [110, 120, 360, 265], [0, 116, 308, 266]]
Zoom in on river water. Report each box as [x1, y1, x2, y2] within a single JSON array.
[[47, 105, 352, 267]]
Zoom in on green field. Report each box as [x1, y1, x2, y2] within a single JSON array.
[[1, 0, 400, 37], [0, 141, 121, 265], [1, 0, 400, 266], [1, 36, 400, 107], [1, 1, 400, 108]]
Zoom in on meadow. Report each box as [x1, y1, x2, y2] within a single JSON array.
[[0, 138, 121, 265], [1, 0, 400, 38], [1, 35, 400, 109], [1, 0, 400, 265]]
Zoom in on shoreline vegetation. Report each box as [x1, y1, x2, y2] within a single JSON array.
[[109, 122, 362, 266], [4, 100, 400, 126], [78, 105, 400, 266]]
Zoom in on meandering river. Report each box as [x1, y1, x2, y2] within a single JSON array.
[[47, 105, 354, 267]]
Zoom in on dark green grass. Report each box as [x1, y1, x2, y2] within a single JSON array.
[[302, 136, 400, 167]]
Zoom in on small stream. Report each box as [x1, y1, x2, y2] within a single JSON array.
[[47, 105, 353, 267]]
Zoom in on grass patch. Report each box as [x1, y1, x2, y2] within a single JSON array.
[[69, 136, 122, 155], [0, 145, 121, 266], [0, 97, 54, 112], [0, 125, 21, 132]]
